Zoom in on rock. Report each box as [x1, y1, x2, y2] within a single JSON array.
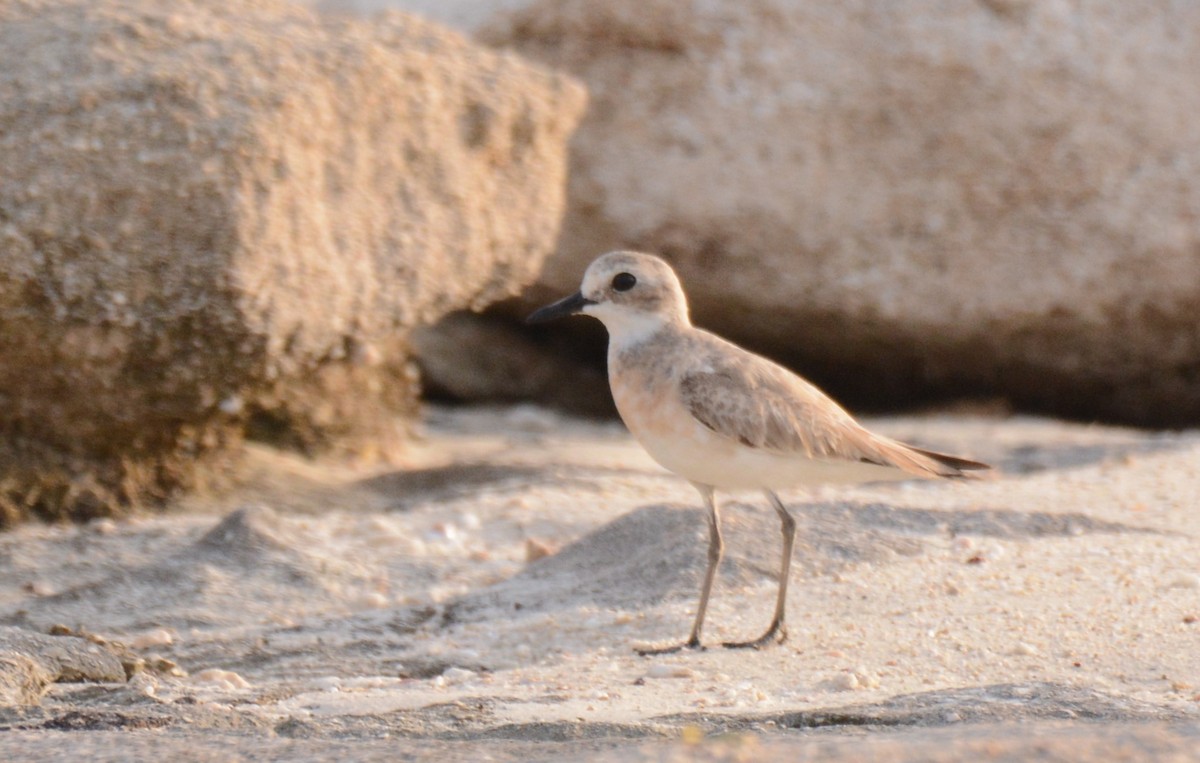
[[644, 664, 693, 680], [0, 654, 52, 707], [190, 668, 251, 690], [483, 0, 1200, 426], [767, 682, 1180, 726], [0, 627, 128, 706], [523, 537, 556, 563], [0, 0, 585, 524]]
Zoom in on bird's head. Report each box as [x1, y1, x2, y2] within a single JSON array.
[[525, 251, 690, 342]]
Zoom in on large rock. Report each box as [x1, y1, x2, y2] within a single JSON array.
[[482, 0, 1200, 426], [0, 0, 585, 523]]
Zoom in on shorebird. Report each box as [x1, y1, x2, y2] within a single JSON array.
[[527, 251, 989, 654]]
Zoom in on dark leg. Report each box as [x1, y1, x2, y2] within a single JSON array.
[[723, 490, 795, 649], [636, 483, 722, 655]]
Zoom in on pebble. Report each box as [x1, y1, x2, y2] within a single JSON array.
[[852, 667, 881, 689], [1012, 642, 1039, 656], [442, 667, 477, 685], [129, 628, 174, 649], [22, 581, 55, 596], [129, 672, 159, 697], [357, 592, 389, 609], [827, 673, 859, 691], [645, 664, 693, 679], [525, 538, 555, 562], [191, 669, 250, 690], [89, 518, 118, 535], [1167, 573, 1200, 590], [146, 655, 185, 677]]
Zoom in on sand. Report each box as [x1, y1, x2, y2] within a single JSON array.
[[0, 404, 1198, 759]]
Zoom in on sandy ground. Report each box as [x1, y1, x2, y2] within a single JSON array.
[[1, 404, 1198, 760]]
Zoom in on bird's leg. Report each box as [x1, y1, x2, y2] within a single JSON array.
[[689, 485, 724, 646], [724, 490, 795, 650], [636, 484, 722, 656]]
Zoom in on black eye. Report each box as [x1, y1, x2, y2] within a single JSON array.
[[611, 272, 637, 292]]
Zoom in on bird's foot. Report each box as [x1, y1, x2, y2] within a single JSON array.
[[634, 637, 704, 656], [721, 625, 787, 650]]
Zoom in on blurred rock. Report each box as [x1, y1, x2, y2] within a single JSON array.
[[0, 654, 50, 707], [412, 311, 613, 417], [483, 0, 1200, 426], [0, 0, 585, 523], [0, 627, 127, 706]]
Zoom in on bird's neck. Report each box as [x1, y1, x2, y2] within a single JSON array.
[[604, 311, 688, 354]]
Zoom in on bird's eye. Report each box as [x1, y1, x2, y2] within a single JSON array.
[[611, 272, 637, 292]]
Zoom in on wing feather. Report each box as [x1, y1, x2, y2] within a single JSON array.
[[679, 362, 862, 459], [678, 350, 987, 478]]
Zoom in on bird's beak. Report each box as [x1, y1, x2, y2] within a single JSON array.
[[525, 291, 595, 324]]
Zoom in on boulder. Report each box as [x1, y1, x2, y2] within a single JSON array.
[[0, 0, 585, 523], [482, 0, 1200, 426]]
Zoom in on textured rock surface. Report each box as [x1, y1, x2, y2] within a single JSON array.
[[0, 627, 127, 706], [0, 0, 585, 522], [482, 0, 1200, 425], [0, 655, 50, 708]]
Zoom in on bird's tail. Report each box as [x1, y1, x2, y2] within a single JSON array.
[[908, 445, 991, 477]]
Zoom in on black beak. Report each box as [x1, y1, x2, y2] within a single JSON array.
[[525, 291, 595, 325]]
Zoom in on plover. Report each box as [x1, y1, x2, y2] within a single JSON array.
[[527, 251, 989, 654]]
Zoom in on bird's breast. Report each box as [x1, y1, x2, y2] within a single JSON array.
[[608, 356, 746, 485]]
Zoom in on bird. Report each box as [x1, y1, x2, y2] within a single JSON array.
[[526, 251, 989, 654]]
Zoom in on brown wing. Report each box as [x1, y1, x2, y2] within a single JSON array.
[[678, 350, 987, 478], [679, 361, 863, 459]]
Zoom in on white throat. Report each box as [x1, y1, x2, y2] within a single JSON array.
[[583, 302, 672, 350]]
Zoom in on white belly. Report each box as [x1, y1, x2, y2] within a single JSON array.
[[634, 421, 912, 490]]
